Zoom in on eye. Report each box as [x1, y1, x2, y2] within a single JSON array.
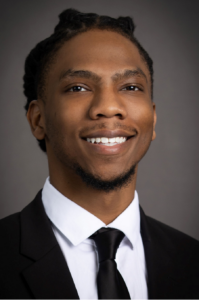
[[67, 86, 87, 92], [122, 85, 141, 91]]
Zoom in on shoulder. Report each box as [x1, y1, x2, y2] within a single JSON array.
[[0, 211, 20, 226], [0, 212, 21, 250], [0, 212, 27, 269], [0, 190, 43, 253], [146, 214, 199, 247], [141, 206, 199, 270], [145, 214, 199, 278], [142, 212, 199, 298], [0, 201, 42, 298]]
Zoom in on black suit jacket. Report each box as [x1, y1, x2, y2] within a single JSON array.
[[0, 190, 199, 299]]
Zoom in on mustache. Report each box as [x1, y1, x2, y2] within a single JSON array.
[[80, 122, 137, 135]]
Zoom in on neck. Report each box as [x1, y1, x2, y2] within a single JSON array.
[[49, 163, 137, 225]]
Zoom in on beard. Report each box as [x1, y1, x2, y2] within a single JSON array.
[[47, 138, 136, 193], [46, 120, 137, 193], [50, 138, 137, 192], [70, 159, 136, 193]]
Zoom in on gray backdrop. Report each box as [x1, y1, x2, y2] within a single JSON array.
[[0, 0, 199, 240]]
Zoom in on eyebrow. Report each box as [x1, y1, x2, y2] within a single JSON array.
[[59, 69, 101, 83], [59, 68, 147, 83], [111, 68, 147, 82]]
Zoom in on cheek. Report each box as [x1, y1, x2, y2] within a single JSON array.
[[133, 101, 154, 131], [131, 102, 154, 146], [45, 100, 84, 142]]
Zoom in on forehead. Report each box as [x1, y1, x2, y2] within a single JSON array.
[[48, 29, 150, 82]]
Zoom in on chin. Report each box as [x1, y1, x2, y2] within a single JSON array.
[[73, 160, 137, 192]]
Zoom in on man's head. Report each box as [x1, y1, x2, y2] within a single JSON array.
[[25, 9, 156, 192]]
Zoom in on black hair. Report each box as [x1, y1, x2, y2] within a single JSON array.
[[23, 8, 154, 152]]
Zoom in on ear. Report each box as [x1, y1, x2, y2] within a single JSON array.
[[27, 100, 45, 140], [152, 102, 157, 141]]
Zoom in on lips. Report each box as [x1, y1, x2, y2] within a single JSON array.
[[81, 129, 136, 139], [81, 129, 137, 154]]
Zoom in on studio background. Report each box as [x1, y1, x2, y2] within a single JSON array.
[[0, 0, 198, 240]]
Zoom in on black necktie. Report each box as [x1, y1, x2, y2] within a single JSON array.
[[90, 227, 131, 299]]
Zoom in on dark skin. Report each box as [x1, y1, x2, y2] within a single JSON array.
[[27, 29, 156, 224]]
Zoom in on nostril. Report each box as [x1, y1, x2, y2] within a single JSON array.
[[96, 113, 123, 118], [115, 113, 123, 119]]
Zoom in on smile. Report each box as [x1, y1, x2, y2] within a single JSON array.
[[81, 130, 136, 154], [86, 137, 127, 146]]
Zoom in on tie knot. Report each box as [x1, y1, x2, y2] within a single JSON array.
[[90, 228, 125, 263]]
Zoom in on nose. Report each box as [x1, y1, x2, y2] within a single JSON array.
[[88, 88, 127, 120]]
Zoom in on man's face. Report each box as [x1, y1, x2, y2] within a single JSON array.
[[42, 29, 156, 185]]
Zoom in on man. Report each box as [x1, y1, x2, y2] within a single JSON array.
[[0, 8, 198, 299]]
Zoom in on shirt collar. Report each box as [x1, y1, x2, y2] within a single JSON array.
[[42, 177, 140, 248]]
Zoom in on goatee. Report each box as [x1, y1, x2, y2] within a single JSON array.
[[73, 162, 136, 193]]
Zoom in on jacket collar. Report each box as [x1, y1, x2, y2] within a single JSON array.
[[140, 207, 189, 299], [20, 190, 185, 299]]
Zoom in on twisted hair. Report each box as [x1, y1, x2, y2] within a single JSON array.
[[23, 8, 154, 152]]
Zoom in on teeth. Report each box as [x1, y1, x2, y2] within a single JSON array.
[[96, 137, 101, 143], [101, 137, 108, 143], [109, 138, 116, 143], [86, 137, 127, 145]]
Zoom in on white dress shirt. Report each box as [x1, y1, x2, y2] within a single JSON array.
[[42, 177, 148, 299]]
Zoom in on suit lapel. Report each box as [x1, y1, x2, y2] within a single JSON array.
[[20, 191, 186, 298], [140, 207, 177, 299], [20, 191, 79, 299]]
